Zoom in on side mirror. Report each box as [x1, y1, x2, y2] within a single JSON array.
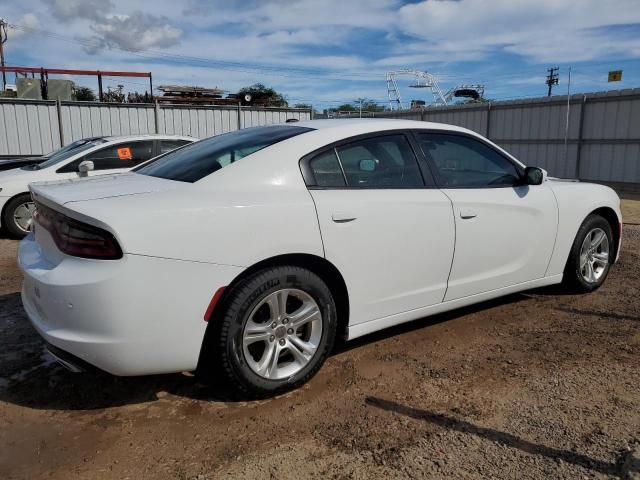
[[359, 159, 376, 172], [77, 160, 94, 177], [524, 166, 546, 185]]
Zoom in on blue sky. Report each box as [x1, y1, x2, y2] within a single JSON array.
[[2, 0, 640, 110]]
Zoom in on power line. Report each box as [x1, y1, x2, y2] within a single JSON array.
[[7, 22, 394, 82]]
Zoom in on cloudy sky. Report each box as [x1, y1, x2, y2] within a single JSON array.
[[2, 0, 640, 109]]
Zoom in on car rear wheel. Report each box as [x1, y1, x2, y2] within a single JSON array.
[[209, 266, 337, 397], [3, 193, 35, 238], [563, 214, 614, 293]]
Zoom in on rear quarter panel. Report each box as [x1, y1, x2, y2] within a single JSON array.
[[66, 186, 324, 268], [546, 181, 621, 276]]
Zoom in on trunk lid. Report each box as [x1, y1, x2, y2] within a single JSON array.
[[29, 172, 182, 205]]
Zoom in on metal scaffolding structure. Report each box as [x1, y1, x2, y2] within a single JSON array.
[[386, 69, 448, 110]]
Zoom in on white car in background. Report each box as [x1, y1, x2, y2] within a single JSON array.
[[0, 134, 195, 237], [18, 119, 621, 397]]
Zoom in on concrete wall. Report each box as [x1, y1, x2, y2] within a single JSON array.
[[0, 100, 312, 156]]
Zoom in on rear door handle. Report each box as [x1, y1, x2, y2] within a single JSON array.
[[332, 212, 357, 223], [459, 209, 477, 219]]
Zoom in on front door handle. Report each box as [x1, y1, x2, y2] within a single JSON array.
[[332, 212, 357, 223], [459, 209, 478, 219]]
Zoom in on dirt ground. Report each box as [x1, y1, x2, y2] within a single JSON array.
[[0, 226, 639, 480], [621, 197, 640, 225]]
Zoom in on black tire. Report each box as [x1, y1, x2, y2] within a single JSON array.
[[3, 193, 34, 238], [563, 214, 614, 293], [206, 266, 337, 397]]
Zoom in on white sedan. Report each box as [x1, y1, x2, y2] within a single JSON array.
[[18, 119, 621, 396], [0, 134, 195, 237]]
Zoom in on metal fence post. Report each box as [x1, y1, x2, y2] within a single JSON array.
[[574, 95, 587, 179], [421, 108, 426, 122], [154, 100, 160, 134], [55, 97, 64, 147], [237, 103, 242, 130], [486, 103, 492, 139]]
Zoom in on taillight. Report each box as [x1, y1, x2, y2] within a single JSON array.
[[34, 203, 122, 260]]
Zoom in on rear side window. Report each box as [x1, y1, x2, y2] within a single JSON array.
[[305, 134, 424, 189], [58, 141, 154, 173], [136, 125, 313, 183], [308, 150, 346, 187], [159, 139, 191, 154]]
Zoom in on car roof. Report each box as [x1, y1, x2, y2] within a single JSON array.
[[100, 134, 196, 142], [291, 118, 475, 135]]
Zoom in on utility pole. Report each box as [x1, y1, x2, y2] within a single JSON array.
[[546, 66, 559, 96], [0, 19, 8, 90]]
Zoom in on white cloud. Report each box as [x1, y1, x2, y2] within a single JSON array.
[[45, 0, 114, 22], [86, 13, 182, 53], [398, 0, 640, 63], [7, 13, 40, 38], [3, 0, 640, 108]]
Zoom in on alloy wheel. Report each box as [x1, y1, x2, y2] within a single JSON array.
[[579, 227, 609, 283], [13, 201, 36, 233], [242, 288, 323, 380]]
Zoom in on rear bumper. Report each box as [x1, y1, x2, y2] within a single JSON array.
[[18, 234, 243, 376]]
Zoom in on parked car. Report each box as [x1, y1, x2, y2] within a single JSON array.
[[1, 134, 196, 237], [18, 119, 621, 397]]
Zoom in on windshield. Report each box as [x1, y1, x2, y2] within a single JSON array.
[[29, 138, 108, 170], [135, 125, 313, 183]]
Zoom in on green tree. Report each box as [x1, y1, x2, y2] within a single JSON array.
[[73, 85, 97, 101], [354, 97, 385, 112], [237, 84, 288, 107]]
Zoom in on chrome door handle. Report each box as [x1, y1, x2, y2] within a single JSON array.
[[332, 212, 357, 223], [460, 209, 477, 219]]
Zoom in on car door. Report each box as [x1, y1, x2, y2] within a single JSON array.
[[302, 132, 455, 326], [415, 131, 558, 301], [56, 141, 155, 177]]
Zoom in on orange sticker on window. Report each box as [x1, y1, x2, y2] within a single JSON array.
[[117, 147, 132, 160]]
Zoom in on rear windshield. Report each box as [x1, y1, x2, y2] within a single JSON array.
[[135, 125, 313, 183]]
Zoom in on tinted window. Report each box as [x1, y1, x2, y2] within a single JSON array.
[[137, 125, 313, 183], [58, 141, 154, 172], [417, 133, 521, 188], [308, 150, 346, 187], [159, 139, 191, 154], [335, 135, 423, 188]]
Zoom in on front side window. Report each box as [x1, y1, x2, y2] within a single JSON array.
[[58, 141, 154, 173], [136, 125, 313, 183], [417, 133, 521, 188]]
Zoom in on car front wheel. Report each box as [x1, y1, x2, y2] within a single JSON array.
[[3, 193, 35, 238], [210, 265, 337, 397], [563, 214, 614, 292]]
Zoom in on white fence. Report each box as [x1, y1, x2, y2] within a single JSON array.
[[0, 100, 312, 156]]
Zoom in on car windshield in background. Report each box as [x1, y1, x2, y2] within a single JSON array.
[[30, 138, 108, 170], [135, 125, 313, 183]]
